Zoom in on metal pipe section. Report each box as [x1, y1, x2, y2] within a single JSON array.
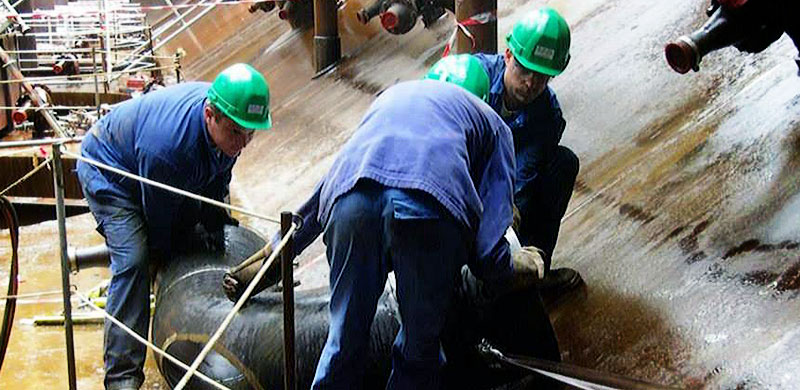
[[280, 212, 296, 390], [313, 0, 341, 73], [0, 46, 71, 138], [52, 144, 78, 390], [454, 0, 496, 54], [356, 0, 382, 24], [152, 225, 563, 389], [67, 244, 110, 272], [664, 5, 747, 74]]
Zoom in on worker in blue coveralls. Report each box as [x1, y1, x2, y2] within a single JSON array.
[[76, 63, 272, 390], [308, 57, 546, 390], [473, 7, 583, 297], [223, 55, 547, 389]]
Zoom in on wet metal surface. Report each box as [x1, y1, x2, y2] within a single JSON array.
[[2, 0, 800, 388]]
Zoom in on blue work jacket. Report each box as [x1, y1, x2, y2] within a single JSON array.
[[78, 82, 236, 255], [291, 80, 517, 285], [473, 53, 567, 200]]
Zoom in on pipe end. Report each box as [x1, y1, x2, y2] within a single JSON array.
[[278, 9, 289, 19], [53, 64, 64, 75], [12, 110, 27, 125], [380, 10, 398, 31], [665, 40, 697, 74]]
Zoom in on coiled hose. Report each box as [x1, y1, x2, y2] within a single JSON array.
[[0, 196, 20, 373]]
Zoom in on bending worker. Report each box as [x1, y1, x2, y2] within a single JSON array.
[[474, 7, 582, 297], [223, 55, 546, 389], [76, 63, 272, 390]]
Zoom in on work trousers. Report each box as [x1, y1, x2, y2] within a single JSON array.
[[311, 181, 468, 390], [81, 187, 150, 390], [515, 145, 579, 270]]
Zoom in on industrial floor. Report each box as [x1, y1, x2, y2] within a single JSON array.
[[1, 0, 799, 388]]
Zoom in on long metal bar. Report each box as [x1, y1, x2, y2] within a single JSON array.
[[151, 0, 218, 52], [52, 144, 78, 390], [480, 342, 679, 390], [162, 0, 189, 27], [0, 45, 72, 137], [92, 47, 101, 116], [281, 211, 296, 390], [0, 137, 83, 149], [102, 0, 113, 85]]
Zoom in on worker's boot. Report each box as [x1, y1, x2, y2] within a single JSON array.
[[536, 267, 584, 299]]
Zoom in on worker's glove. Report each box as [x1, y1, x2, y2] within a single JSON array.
[[512, 205, 522, 232], [200, 204, 239, 234], [222, 243, 281, 302], [510, 245, 546, 292]]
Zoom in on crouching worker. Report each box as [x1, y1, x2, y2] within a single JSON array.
[[77, 63, 272, 390], [223, 55, 545, 390]]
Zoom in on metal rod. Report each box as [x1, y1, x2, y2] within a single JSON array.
[[52, 144, 78, 390], [102, 0, 112, 92], [92, 47, 100, 116], [152, 0, 219, 52], [0, 136, 83, 149], [280, 211, 296, 390]]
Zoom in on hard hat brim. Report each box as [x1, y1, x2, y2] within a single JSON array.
[[232, 112, 272, 131], [513, 51, 564, 77]]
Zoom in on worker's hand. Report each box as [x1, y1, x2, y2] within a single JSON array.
[[510, 246, 546, 292], [200, 204, 239, 234], [222, 243, 280, 302]]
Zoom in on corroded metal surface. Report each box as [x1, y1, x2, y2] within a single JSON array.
[[1, 0, 799, 388]]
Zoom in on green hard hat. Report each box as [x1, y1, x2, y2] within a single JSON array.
[[506, 7, 571, 77], [207, 63, 272, 130], [424, 54, 490, 101]]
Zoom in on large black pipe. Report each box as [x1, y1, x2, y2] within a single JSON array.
[[665, 0, 798, 74], [152, 225, 562, 389]]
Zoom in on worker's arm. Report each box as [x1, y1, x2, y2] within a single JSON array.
[[222, 180, 325, 302], [138, 151, 196, 259], [198, 169, 239, 235]]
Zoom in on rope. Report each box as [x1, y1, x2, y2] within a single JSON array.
[[62, 150, 282, 225], [442, 10, 496, 57], [73, 291, 233, 390], [0, 146, 43, 158], [0, 290, 63, 300], [172, 223, 297, 390], [0, 156, 53, 197]]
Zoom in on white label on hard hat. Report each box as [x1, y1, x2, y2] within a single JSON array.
[[534, 46, 555, 61], [247, 104, 265, 114]]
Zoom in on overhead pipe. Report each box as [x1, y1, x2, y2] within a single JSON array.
[[665, 0, 800, 74], [0, 46, 71, 138], [313, 0, 341, 73], [357, 0, 453, 34], [455, 0, 496, 54]]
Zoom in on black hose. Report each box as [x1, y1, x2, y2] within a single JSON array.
[[0, 196, 20, 373]]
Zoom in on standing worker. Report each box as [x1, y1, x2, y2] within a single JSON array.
[[76, 63, 272, 390], [223, 55, 546, 389], [474, 7, 583, 298]]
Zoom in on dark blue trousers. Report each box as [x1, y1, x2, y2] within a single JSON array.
[[80, 187, 150, 390], [515, 146, 579, 270], [311, 181, 468, 390]]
